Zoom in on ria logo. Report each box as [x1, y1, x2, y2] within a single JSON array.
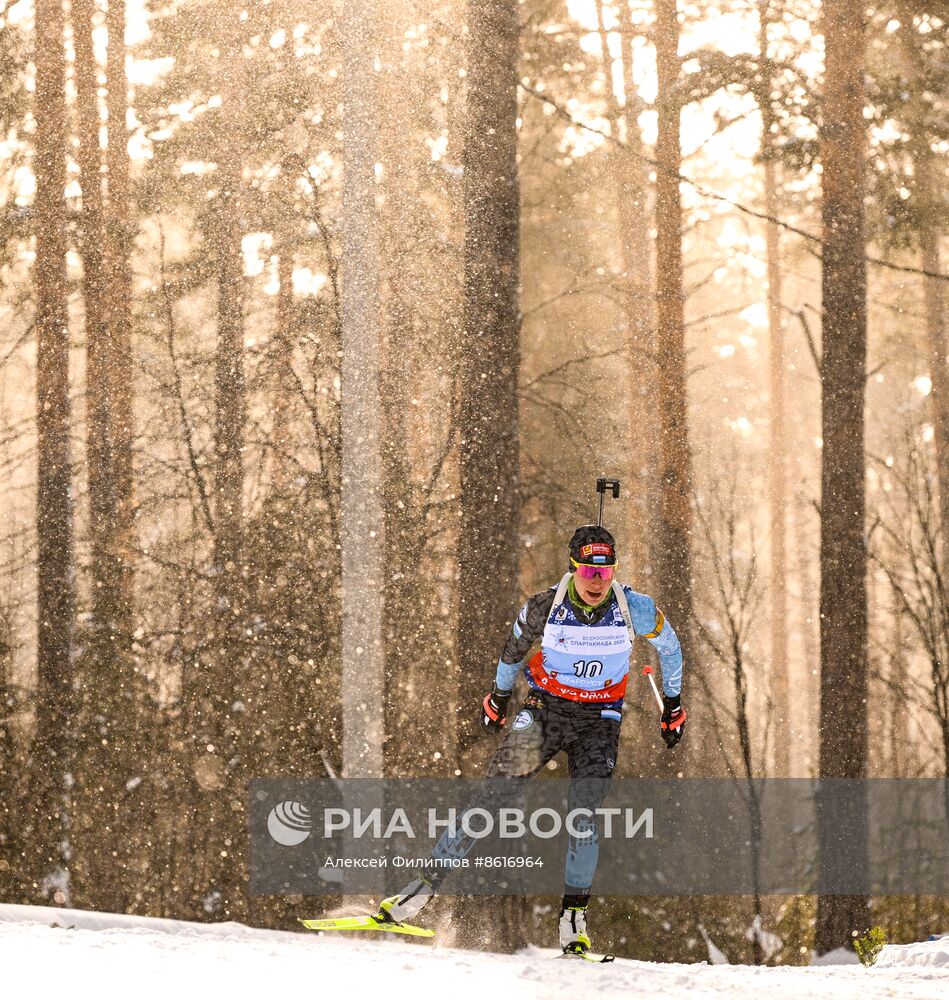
[[267, 800, 313, 846]]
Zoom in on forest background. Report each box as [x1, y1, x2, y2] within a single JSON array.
[[0, 0, 946, 964]]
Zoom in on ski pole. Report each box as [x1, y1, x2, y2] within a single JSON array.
[[641, 666, 664, 713]]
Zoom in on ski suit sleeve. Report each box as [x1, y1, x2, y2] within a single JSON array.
[[493, 589, 556, 692], [626, 590, 683, 697]]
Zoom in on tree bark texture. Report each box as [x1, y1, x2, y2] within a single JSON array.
[[213, 134, 246, 597], [595, 0, 656, 582], [898, 11, 949, 572], [75, 0, 125, 650], [72, 0, 138, 912], [920, 157, 949, 560], [104, 0, 136, 637], [33, 0, 76, 889], [653, 0, 694, 669], [457, 0, 521, 750], [271, 240, 297, 497], [816, 0, 870, 954], [340, 0, 385, 778], [378, 9, 434, 777], [757, 0, 790, 777]]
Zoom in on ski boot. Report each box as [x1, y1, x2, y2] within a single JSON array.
[[376, 873, 436, 925], [559, 894, 592, 956]]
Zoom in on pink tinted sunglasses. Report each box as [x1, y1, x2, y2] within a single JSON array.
[[571, 560, 615, 581]]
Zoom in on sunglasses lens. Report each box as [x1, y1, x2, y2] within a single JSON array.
[[575, 563, 614, 580]]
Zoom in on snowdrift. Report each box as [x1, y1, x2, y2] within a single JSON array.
[[0, 903, 946, 1000], [877, 934, 949, 970]]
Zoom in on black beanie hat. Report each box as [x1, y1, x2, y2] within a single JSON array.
[[568, 525, 617, 566]]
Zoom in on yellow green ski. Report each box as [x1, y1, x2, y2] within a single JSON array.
[[558, 946, 615, 963], [298, 915, 434, 938]]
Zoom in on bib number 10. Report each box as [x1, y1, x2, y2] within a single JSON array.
[[572, 659, 603, 678]]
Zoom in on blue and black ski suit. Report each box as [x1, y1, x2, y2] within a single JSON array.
[[431, 574, 683, 896]]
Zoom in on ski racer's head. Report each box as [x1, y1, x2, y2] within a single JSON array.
[[568, 525, 616, 605]]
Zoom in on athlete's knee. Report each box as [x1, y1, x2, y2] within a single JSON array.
[[567, 773, 614, 812]]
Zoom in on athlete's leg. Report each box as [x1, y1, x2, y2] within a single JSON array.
[[431, 694, 563, 866], [562, 716, 620, 896], [380, 695, 564, 921], [554, 715, 620, 952]]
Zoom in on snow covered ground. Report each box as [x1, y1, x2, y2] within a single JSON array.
[[1, 903, 947, 1000]]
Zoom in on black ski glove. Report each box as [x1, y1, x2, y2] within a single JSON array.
[[660, 694, 687, 749], [480, 683, 512, 733]]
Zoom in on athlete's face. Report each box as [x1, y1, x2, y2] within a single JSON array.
[[573, 566, 612, 606]]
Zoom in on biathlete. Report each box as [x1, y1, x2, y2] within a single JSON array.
[[375, 524, 687, 955]]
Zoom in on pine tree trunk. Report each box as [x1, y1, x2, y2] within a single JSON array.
[[75, 0, 126, 637], [756, 0, 790, 777], [898, 9, 949, 570], [378, 11, 426, 777], [887, 583, 908, 778], [457, 0, 528, 952], [73, 0, 135, 912], [194, 16, 250, 920], [919, 167, 949, 559], [104, 0, 136, 638], [653, 0, 694, 669], [815, 0, 870, 954], [271, 241, 296, 497], [595, 1, 656, 581], [75, 0, 116, 623], [213, 144, 246, 604], [457, 0, 521, 751], [32, 0, 76, 896], [792, 480, 819, 773], [340, 0, 385, 779]]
